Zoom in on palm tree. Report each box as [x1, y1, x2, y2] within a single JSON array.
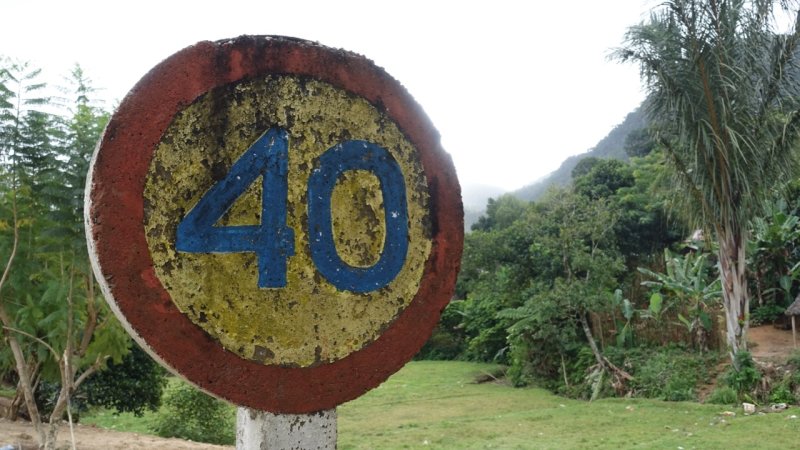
[[615, 0, 800, 365]]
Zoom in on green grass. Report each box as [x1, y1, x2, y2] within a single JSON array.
[[85, 361, 800, 449], [81, 408, 160, 435]]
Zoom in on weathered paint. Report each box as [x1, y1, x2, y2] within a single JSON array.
[[86, 35, 463, 413], [236, 407, 336, 450], [143, 76, 432, 367]]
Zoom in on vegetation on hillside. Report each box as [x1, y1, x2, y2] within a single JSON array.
[[422, 0, 800, 405]]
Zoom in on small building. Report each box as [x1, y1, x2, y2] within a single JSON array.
[[784, 295, 800, 347]]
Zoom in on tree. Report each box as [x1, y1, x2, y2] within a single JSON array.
[[624, 128, 657, 158], [503, 191, 628, 398], [0, 60, 127, 449], [572, 158, 634, 200], [615, 0, 800, 365]]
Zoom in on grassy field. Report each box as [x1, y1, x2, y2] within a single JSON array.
[[84, 361, 800, 449]]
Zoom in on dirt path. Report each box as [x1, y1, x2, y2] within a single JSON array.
[[0, 419, 233, 450]]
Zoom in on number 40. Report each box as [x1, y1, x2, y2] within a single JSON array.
[[175, 127, 410, 294]]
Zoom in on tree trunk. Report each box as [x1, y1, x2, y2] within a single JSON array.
[[6, 388, 22, 421], [580, 313, 605, 369], [3, 331, 45, 444], [718, 227, 749, 367]]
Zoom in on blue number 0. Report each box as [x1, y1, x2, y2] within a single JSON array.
[[175, 128, 409, 293], [308, 141, 408, 293], [176, 128, 295, 288]]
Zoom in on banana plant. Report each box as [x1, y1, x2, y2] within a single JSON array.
[[638, 249, 722, 351], [610, 289, 636, 347]]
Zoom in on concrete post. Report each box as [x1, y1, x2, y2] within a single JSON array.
[[236, 407, 337, 450]]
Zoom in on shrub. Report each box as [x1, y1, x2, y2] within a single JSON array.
[[708, 386, 738, 405], [35, 344, 167, 421], [151, 381, 235, 445], [750, 304, 785, 326], [416, 300, 467, 360], [723, 352, 761, 395], [35, 381, 87, 421], [83, 344, 167, 416], [612, 346, 717, 402], [769, 380, 795, 404]]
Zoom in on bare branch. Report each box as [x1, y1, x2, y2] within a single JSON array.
[[73, 354, 108, 390], [2, 326, 59, 360]]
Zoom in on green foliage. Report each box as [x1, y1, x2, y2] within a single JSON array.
[[639, 250, 721, 350], [624, 127, 656, 158], [34, 381, 84, 421], [470, 194, 526, 232], [707, 386, 738, 405], [0, 60, 128, 450], [750, 200, 800, 309], [151, 381, 235, 445], [616, 0, 800, 361], [750, 304, 786, 326], [417, 300, 467, 360], [723, 352, 761, 395], [611, 289, 636, 347], [608, 346, 717, 402], [504, 191, 624, 386], [768, 380, 795, 404], [82, 344, 167, 416], [572, 159, 634, 200]]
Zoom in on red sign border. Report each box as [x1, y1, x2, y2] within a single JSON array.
[[86, 35, 463, 413]]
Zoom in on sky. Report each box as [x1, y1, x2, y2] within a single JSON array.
[[2, 0, 655, 192]]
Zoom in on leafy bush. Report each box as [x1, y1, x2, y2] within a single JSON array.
[[83, 344, 167, 416], [35, 381, 86, 421], [750, 304, 786, 326], [609, 346, 717, 402], [724, 352, 761, 395], [769, 380, 795, 404], [708, 386, 738, 405], [416, 301, 467, 360], [151, 381, 235, 445], [35, 344, 167, 421]]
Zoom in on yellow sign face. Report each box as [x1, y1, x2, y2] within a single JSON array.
[[143, 76, 432, 368]]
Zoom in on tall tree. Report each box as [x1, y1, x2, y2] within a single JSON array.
[[615, 0, 800, 365], [0, 60, 127, 449]]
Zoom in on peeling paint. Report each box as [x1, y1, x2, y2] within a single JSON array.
[[143, 75, 432, 367]]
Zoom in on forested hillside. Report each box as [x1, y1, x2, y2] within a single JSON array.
[[512, 106, 647, 201], [424, 0, 800, 409]]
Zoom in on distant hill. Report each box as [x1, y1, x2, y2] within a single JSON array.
[[512, 106, 647, 202], [461, 183, 506, 210], [460, 183, 505, 231]]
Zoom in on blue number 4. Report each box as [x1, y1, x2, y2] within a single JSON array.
[[176, 127, 410, 292], [176, 128, 295, 288]]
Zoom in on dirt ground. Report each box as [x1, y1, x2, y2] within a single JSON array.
[[748, 324, 797, 363], [0, 419, 233, 450]]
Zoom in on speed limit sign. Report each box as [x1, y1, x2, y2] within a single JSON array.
[[86, 36, 463, 413]]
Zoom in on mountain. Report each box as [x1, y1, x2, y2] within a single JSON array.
[[512, 106, 647, 202]]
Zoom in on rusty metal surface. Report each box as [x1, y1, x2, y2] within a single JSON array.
[[86, 35, 463, 413]]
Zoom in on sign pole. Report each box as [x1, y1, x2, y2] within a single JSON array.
[[236, 408, 336, 450]]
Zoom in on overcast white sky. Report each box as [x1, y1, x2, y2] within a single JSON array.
[[2, 0, 654, 192]]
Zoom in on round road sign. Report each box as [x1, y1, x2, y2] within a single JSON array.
[[85, 35, 463, 413]]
